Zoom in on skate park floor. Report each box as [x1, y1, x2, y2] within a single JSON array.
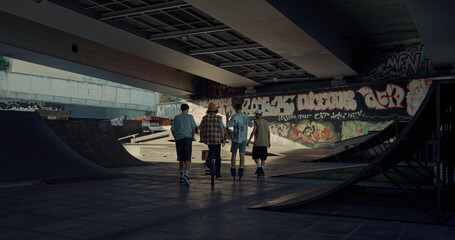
[[1, 146, 454, 240]]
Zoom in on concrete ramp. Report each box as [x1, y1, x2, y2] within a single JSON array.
[[252, 80, 454, 212], [46, 119, 149, 168], [0, 111, 119, 184]]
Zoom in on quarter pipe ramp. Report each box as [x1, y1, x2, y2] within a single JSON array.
[[252, 80, 455, 222], [46, 119, 149, 168], [0, 111, 118, 184]]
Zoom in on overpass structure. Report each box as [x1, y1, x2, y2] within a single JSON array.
[[0, 58, 160, 119], [0, 1, 454, 99], [0, 0, 453, 147]]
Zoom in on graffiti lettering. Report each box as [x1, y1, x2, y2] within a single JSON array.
[[200, 98, 234, 116], [298, 114, 312, 119], [357, 84, 405, 110], [243, 95, 295, 116], [364, 45, 433, 80], [296, 90, 357, 111], [278, 115, 296, 121], [156, 104, 180, 118], [346, 110, 365, 119], [315, 112, 330, 120]]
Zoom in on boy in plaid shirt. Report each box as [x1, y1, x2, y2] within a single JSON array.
[[200, 102, 225, 179]]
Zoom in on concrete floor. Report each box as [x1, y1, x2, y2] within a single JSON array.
[[1, 147, 454, 240]]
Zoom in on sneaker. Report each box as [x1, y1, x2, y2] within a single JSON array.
[[255, 167, 260, 174], [238, 168, 244, 177], [179, 177, 185, 183], [183, 175, 191, 185], [230, 168, 236, 177], [216, 174, 223, 180]]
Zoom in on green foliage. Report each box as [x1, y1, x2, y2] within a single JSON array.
[[0, 57, 10, 71]]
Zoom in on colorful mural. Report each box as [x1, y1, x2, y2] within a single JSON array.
[[198, 77, 436, 148], [341, 120, 393, 141]]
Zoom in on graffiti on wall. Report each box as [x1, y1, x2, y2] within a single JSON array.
[[296, 90, 357, 111], [341, 120, 393, 140], [110, 115, 135, 126], [207, 81, 245, 98], [0, 100, 63, 111], [156, 103, 181, 119], [357, 83, 406, 110], [199, 98, 233, 117], [270, 123, 291, 138], [363, 45, 434, 80], [290, 121, 337, 144], [406, 78, 432, 116], [196, 77, 437, 148], [243, 95, 296, 116]]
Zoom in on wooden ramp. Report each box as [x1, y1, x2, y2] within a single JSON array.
[[46, 119, 150, 168], [252, 80, 455, 223], [131, 131, 170, 143], [0, 111, 120, 184]]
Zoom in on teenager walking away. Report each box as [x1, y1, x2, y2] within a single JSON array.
[[171, 104, 197, 185], [247, 109, 271, 177], [226, 103, 253, 180], [200, 102, 225, 180]]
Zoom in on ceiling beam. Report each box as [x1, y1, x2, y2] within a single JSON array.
[[99, 1, 189, 20], [261, 76, 318, 83], [150, 25, 231, 40], [0, 11, 196, 96], [219, 58, 286, 67], [245, 69, 306, 77], [188, 43, 262, 56], [186, 0, 358, 78]]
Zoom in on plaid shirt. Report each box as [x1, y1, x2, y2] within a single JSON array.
[[200, 113, 223, 145]]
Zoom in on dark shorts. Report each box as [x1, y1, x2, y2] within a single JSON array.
[[176, 138, 192, 162], [252, 146, 268, 161]]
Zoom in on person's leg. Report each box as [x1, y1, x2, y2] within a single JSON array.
[[259, 147, 267, 176], [179, 161, 184, 172], [239, 141, 247, 168], [239, 153, 245, 167], [183, 138, 192, 176], [185, 160, 191, 171], [252, 146, 262, 174], [237, 141, 247, 177], [230, 142, 238, 168], [176, 139, 185, 182], [230, 152, 237, 177], [230, 152, 237, 168], [230, 142, 238, 177]]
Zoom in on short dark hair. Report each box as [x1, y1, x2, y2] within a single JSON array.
[[234, 104, 242, 110], [180, 104, 189, 112]]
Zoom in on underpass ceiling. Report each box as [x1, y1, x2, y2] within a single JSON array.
[[314, 0, 420, 48], [50, 0, 315, 85], [48, 0, 426, 89], [3, 0, 438, 97]]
